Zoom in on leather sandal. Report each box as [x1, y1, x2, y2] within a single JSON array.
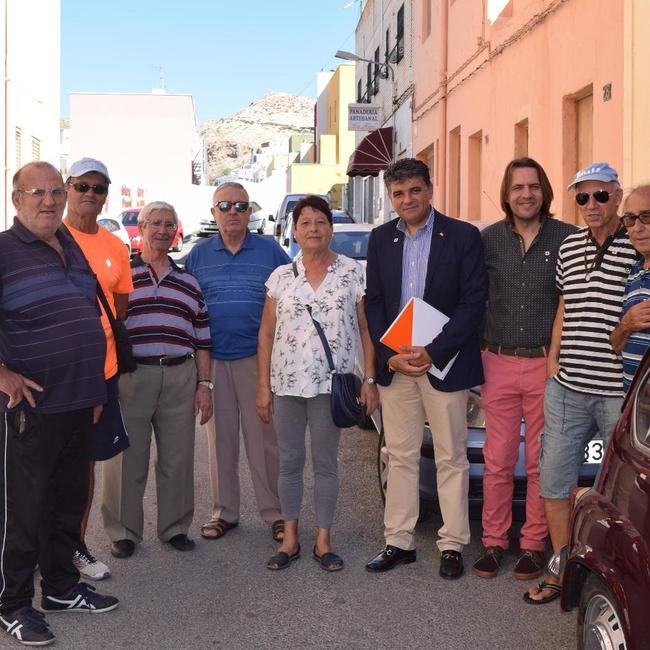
[[523, 579, 562, 605], [271, 520, 285, 542], [312, 546, 344, 572], [200, 518, 238, 540], [266, 544, 301, 570]]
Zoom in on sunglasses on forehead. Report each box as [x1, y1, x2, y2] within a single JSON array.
[[70, 182, 109, 195], [575, 189, 610, 206], [214, 200, 249, 213]]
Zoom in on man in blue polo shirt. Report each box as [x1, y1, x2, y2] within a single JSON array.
[[185, 183, 290, 543], [0, 162, 118, 647]]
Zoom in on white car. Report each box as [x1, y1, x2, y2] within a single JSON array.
[[98, 217, 131, 255]]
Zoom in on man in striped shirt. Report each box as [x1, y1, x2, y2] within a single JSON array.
[[610, 185, 650, 391], [101, 201, 213, 559], [526, 162, 637, 604]]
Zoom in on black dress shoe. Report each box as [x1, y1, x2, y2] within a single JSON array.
[[366, 545, 416, 572], [110, 539, 135, 559], [168, 534, 195, 552], [439, 550, 464, 579]]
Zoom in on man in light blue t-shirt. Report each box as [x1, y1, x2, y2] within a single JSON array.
[[611, 185, 650, 391], [185, 182, 290, 543]]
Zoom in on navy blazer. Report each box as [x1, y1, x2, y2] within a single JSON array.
[[365, 210, 487, 392]]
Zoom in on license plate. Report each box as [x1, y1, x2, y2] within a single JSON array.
[[584, 440, 605, 464]]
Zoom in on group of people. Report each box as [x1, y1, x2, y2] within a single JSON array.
[[1, 152, 648, 646]]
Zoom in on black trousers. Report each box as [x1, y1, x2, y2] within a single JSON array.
[[0, 407, 92, 613]]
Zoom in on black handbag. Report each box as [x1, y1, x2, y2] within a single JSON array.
[[291, 263, 363, 428], [95, 282, 137, 374]]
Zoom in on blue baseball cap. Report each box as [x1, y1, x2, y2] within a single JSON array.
[[567, 162, 618, 190]]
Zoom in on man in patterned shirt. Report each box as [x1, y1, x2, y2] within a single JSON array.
[[610, 185, 650, 391], [474, 159, 576, 582], [525, 162, 637, 604]]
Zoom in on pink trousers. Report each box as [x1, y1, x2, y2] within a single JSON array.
[[480, 351, 548, 551]]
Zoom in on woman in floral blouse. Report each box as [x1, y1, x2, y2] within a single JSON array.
[[256, 195, 379, 572]]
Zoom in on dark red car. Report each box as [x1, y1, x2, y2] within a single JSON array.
[[119, 208, 185, 255], [561, 349, 650, 649]]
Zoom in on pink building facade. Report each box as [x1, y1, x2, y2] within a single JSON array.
[[412, 0, 624, 223]]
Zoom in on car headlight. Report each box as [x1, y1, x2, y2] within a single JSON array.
[[130, 235, 141, 243], [467, 391, 485, 428]]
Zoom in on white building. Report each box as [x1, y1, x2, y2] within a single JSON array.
[[1, 0, 61, 228], [348, 0, 413, 224]]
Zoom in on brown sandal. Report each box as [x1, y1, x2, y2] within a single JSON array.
[[200, 518, 238, 540], [271, 520, 285, 542]]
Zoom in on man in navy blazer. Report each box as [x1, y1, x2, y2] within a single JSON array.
[[364, 158, 486, 579]]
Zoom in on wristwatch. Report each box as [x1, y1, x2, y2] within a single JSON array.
[[364, 377, 376, 385], [197, 379, 214, 390]]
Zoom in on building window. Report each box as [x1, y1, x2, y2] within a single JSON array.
[[468, 130, 482, 219], [514, 119, 528, 157], [31, 137, 41, 161], [373, 47, 380, 94], [449, 126, 461, 217], [357, 78, 363, 103], [15, 128, 22, 168], [396, 4, 405, 63], [366, 61, 373, 102]]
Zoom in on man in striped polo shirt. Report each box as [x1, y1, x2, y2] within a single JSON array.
[[101, 201, 213, 558], [610, 185, 650, 391], [525, 162, 637, 604], [0, 162, 118, 647]]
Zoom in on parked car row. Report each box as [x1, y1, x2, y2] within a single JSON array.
[[119, 207, 185, 254]]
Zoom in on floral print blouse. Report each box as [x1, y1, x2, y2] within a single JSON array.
[[266, 254, 365, 398]]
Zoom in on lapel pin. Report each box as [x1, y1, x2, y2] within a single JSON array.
[[393, 238, 399, 243], [439, 232, 445, 237]]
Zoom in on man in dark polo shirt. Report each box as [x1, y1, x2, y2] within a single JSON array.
[[473, 158, 577, 582], [0, 162, 118, 647]]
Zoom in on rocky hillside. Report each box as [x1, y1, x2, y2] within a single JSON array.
[[200, 92, 315, 183]]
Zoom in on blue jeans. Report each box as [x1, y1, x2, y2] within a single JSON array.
[[539, 379, 623, 499]]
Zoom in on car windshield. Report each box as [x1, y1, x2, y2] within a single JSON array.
[[330, 231, 370, 259], [332, 213, 354, 224], [285, 201, 299, 217], [98, 218, 119, 233], [121, 211, 139, 226]]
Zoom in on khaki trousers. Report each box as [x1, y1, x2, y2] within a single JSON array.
[[206, 356, 282, 524], [379, 373, 470, 552], [101, 359, 197, 543]]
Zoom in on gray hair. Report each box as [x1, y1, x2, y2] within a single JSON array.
[[138, 201, 178, 225], [212, 181, 249, 202]]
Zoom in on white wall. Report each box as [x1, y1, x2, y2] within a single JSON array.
[[2, 0, 61, 229]]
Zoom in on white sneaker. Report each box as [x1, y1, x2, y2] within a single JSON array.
[[72, 546, 110, 580]]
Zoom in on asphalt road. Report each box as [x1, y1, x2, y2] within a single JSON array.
[[17, 419, 579, 650]]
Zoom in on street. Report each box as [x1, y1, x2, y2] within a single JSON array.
[[30, 421, 578, 650]]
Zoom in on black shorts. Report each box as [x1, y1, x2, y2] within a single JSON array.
[[90, 374, 129, 461]]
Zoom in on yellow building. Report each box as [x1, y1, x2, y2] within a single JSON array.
[[287, 63, 357, 208]]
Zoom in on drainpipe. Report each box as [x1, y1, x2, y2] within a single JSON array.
[[437, 0, 448, 212]]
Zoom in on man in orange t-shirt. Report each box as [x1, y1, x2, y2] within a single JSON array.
[[62, 158, 133, 581]]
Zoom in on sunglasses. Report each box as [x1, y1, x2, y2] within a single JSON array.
[[214, 200, 249, 213], [575, 190, 610, 206], [621, 210, 650, 228], [70, 182, 109, 195]]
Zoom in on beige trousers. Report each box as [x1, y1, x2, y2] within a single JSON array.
[[379, 372, 470, 553], [101, 358, 197, 543], [206, 356, 282, 524]]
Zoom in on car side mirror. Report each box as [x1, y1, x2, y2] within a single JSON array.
[[283, 238, 289, 247], [268, 215, 275, 222]]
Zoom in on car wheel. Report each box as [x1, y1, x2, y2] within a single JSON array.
[[577, 573, 627, 650], [174, 234, 184, 252]]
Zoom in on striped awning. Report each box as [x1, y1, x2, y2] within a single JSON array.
[[346, 127, 393, 177]]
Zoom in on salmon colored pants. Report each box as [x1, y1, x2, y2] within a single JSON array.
[[480, 351, 548, 552]]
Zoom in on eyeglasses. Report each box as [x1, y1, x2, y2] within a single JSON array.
[[17, 187, 67, 200], [575, 190, 610, 206], [214, 201, 249, 213], [146, 219, 178, 231], [69, 182, 109, 195], [621, 210, 650, 228]]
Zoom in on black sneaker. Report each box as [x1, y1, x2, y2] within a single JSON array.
[[0, 606, 54, 646], [472, 545, 505, 578], [41, 583, 118, 614]]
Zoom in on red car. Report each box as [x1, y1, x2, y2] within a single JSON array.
[[560, 349, 650, 649], [119, 208, 185, 254]]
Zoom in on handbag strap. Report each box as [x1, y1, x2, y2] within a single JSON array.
[[292, 262, 335, 373], [95, 280, 120, 338]]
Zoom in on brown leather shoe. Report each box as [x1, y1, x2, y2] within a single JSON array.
[[513, 550, 546, 580], [472, 546, 504, 578]]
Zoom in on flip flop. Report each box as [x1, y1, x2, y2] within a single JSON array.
[[312, 546, 344, 572], [271, 520, 285, 542], [523, 580, 562, 605], [200, 519, 238, 540], [266, 544, 301, 571]]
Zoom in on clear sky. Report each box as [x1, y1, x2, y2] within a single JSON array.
[[61, 0, 361, 124]]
